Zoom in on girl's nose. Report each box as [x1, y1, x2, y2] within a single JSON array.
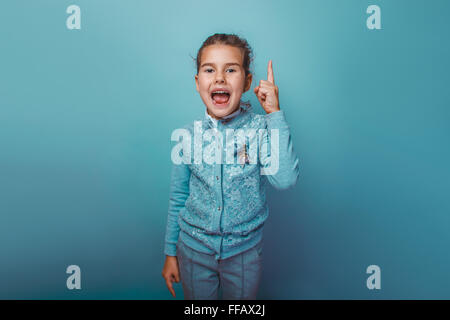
[[214, 72, 225, 83]]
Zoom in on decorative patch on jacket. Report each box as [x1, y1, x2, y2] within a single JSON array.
[[237, 143, 250, 168]]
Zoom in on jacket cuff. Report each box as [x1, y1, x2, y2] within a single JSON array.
[[164, 243, 177, 257], [264, 110, 288, 129]]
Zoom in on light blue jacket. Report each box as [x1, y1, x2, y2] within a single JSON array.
[[164, 107, 300, 260]]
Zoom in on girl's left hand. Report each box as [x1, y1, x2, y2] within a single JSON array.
[[254, 60, 280, 114]]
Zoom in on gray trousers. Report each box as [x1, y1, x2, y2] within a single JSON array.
[[176, 238, 263, 300]]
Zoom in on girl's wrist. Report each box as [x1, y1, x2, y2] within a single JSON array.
[[265, 107, 281, 114]]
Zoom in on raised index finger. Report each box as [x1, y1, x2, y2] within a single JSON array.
[[267, 60, 275, 84]]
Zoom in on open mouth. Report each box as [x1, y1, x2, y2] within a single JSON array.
[[211, 89, 231, 106]]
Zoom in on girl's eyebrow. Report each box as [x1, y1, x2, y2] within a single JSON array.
[[201, 62, 241, 68]]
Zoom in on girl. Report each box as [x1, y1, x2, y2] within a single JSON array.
[[161, 33, 300, 300]]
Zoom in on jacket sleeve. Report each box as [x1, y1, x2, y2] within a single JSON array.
[[163, 160, 191, 256], [259, 110, 300, 190]]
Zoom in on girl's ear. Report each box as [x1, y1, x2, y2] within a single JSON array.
[[195, 74, 200, 92], [244, 73, 253, 92]]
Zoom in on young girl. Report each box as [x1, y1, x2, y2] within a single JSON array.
[[161, 33, 300, 300]]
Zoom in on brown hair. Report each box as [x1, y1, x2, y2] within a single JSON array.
[[195, 33, 253, 109]]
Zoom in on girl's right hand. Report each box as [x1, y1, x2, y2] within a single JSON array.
[[162, 256, 180, 298]]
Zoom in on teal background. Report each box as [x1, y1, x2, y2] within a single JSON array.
[[1, 0, 449, 299]]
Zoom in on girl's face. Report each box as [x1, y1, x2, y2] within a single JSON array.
[[195, 44, 252, 120]]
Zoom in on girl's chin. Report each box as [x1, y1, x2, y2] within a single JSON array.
[[208, 104, 239, 119]]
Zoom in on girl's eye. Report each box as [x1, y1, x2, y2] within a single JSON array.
[[226, 69, 236, 73], [205, 68, 214, 73]]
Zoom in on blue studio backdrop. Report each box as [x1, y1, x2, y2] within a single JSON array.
[[1, 0, 449, 299]]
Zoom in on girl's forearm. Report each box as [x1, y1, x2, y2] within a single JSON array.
[[164, 162, 191, 256], [262, 110, 300, 190]]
